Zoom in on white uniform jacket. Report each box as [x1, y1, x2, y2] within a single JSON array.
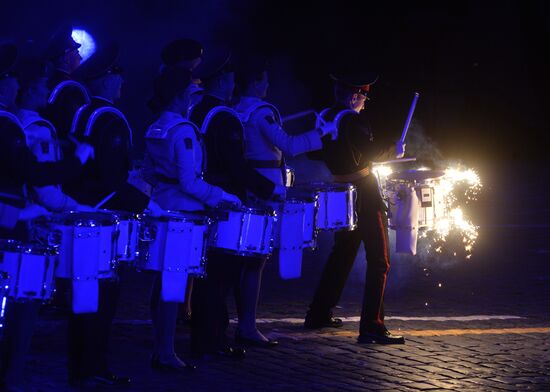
[[17, 109, 80, 212], [234, 96, 322, 185], [144, 111, 224, 211]]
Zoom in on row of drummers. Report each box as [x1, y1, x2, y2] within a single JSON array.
[[0, 182, 357, 313]]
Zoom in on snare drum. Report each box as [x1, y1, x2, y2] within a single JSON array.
[[34, 211, 119, 279], [138, 211, 210, 302], [137, 211, 210, 277], [269, 195, 318, 250], [386, 169, 447, 229], [208, 207, 276, 257], [0, 239, 57, 301], [297, 182, 357, 231]]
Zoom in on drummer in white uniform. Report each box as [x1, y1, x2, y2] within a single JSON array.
[[15, 58, 94, 212], [145, 66, 241, 372], [232, 55, 337, 346]]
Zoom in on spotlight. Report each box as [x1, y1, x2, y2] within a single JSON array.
[[71, 28, 96, 63]]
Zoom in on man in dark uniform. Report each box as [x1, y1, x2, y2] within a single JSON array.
[[62, 43, 158, 388], [0, 43, 94, 391], [189, 49, 283, 359], [304, 72, 406, 344], [42, 24, 90, 143]]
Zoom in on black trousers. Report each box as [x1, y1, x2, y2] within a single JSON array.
[[190, 251, 244, 355], [0, 300, 41, 387], [309, 177, 391, 333], [66, 278, 120, 380]]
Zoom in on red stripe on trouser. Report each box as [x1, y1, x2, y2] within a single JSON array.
[[375, 211, 390, 324]]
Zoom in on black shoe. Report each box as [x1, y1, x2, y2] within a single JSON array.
[[304, 313, 343, 329], [357, 328, 405, 345], [151, 355, 196, 372], [235, 331, 279, 348]]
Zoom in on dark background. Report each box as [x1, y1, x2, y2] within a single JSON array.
[[1, 0, 549, 168]]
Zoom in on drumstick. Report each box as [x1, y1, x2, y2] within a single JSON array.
[[373, 158, 417, 166], [281, 109, 315, 122], [94, 192, 116, 209], [400, 92, 420, 144]]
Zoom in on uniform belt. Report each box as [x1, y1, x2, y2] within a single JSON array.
[[247, 159, 282, 169], [332, 167, 371, 183], [155, 174, 179, 185]]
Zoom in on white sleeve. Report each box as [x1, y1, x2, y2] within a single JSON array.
[[254, 107, 322, 157], [173, 125, 224, 207]]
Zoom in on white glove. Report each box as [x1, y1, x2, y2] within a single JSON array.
[[76, 204, 96, 212], [395, 141, 406, 159], [272, 184, 286, 201], [74, 142, 95, 164], [145, 199, 165, 217], [221, 191, 242, 207], [18, 204, 50, 221], [319, 121, 338, 140]]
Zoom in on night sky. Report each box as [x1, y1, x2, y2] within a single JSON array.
[[1, 0, 549, 167]]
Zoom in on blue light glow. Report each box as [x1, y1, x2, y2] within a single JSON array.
[[72, 28, 96, 63]]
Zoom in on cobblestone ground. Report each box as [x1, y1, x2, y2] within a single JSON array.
[[18, 163, 550, 391]]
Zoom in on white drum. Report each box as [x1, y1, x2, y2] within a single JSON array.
[[386, 169, 447, 229], [138, 211, 210, 302], [269, 196, 318, 250], [137, 211, 210, 277], [0, 239, 57, 301], [32, 211, 119, 313], [34, 211, 119, 279], [298, 182, 357, 231], [208, 207, 276, 257]]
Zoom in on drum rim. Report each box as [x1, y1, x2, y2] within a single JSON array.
[[0, 239, 58, 255], [42, 210, 119, 225], [218, 206, 276, 216], [295, 181, 356, 192], [143, 210, 210, 223]]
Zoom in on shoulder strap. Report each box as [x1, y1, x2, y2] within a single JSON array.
[[69, 103, 90, 135], [334, 109, 358, 130], [238, 101, 282, 126], [83, 106, 133, 146], [145, 119, 199, 140], [201, 106, 241, 135], [0, 110, 23, 128], [315, 108, 332, 128], [47, 80, 90, 105]]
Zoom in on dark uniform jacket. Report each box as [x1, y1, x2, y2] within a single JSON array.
[[63, 97, 148, 213], [312, 105, 394, 177], [189, 94, 275, 201], [42, 69, 90, 142], [310, 105, 395, 212]]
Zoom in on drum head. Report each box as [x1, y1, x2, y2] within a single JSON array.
[[388, 169, 445, 182], [47, 211, 119, 226]]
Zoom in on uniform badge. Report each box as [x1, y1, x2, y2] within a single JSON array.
[[184, 138, 193, 149]]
